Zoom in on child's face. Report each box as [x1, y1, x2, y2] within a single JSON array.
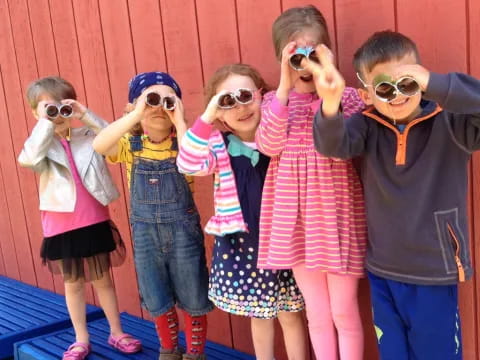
[[216, 74, 261, 141], [290, 28, 323, 94], [139, 84, 175, 133], [358, 52, 422, 123], [33, 94, 71, 135]]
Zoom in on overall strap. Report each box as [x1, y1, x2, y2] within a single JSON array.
[[129, 135, 143, 152]]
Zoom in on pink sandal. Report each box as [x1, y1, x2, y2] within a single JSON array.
[[108, 333, 142, 354], [62, 342, 91, 360]]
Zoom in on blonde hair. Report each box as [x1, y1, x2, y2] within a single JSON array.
[[272, 5, 331, 61], [26, 76, 76, 109]]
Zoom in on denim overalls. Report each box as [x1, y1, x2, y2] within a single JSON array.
[[129, 135, 212, 317]]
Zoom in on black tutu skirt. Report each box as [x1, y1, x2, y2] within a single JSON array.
[[40, 220, 126, 282]]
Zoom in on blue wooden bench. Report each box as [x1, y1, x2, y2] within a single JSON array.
[[0, 276, 104, 359], [14, 312, 256, 360]]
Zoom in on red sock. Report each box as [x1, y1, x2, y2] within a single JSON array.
[[183, 311, 207, 355], [154, 307, 179, 351]]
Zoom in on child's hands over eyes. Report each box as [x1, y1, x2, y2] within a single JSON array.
[[165, 97, 186, 129], [276, 41, 300, 105], [200, 92, 226, 124], [36, 100, 49, 120], [394, 64, 430, 91], [302, 44, 345, 117], [61, 99, 87, 120], [132, 91, 157, 121]]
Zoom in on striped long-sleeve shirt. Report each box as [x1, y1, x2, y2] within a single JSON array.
[[177, 118, 248, 236], [255, 89, 367, 275]]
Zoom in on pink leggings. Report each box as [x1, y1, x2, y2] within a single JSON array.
[[293, 266, 363, 360]]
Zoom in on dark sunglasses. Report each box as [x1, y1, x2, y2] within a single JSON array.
[[145, 92, 177, 111], [217, 88, 256, 109], [356, 73, 420, 102], [289, 46, 320, 71], [45, 103, 73, 119]]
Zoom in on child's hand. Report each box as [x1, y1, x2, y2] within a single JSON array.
[[165, 97, 186, 129], [200, 92, 225, 124], [302, 44, 345, 117], [131, 91, 157, 121], [61, 99, 87, 120], [394, 64, 430, 91], [36, 100, 49, 119], [276, 41, 299, 104]]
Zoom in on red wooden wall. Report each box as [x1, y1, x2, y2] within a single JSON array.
[[0, 0, 479, 359]]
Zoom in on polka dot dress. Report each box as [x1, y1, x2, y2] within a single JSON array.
[[208, 134, 304, 319]]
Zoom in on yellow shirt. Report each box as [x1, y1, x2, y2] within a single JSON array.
[[107, 134, 194, 191]]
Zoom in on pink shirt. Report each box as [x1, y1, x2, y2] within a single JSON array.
[[41, 139, 110, 237]]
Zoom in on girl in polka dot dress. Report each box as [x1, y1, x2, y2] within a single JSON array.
[[177, 64, 306, 360]]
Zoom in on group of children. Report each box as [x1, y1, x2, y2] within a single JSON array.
[[17, 4, 480, 360]]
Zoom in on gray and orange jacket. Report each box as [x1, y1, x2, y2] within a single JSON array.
[[313, 72, 480, 285]]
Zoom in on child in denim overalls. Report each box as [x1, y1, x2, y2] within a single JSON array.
[[93, 72, 213, 360]]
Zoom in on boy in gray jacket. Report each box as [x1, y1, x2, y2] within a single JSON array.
[[310, 31, 480, 359]]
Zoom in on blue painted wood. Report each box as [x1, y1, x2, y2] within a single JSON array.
[[0, 276, 104, 359], [15, 312, 256, 359]]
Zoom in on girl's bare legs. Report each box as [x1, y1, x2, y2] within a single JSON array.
[[91, 271, 123, 336], [278, 311, 308, 360], [64, 277, 89, 347], [251, 318, 275, 360]]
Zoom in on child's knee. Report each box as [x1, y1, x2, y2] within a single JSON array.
[[64, 279, 85, 294], [91, 273, 113, 289], [277, 311, 304, 328], [332, 310, 362, 332]]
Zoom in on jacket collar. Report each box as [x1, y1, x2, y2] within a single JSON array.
[[362, 100, 442, 128], [46, 127, 94, 179]]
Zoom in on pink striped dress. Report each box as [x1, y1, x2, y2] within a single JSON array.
[[255, 88, 367, 276]]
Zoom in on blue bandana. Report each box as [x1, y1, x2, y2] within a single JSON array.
[[128, 72, 182, 103]]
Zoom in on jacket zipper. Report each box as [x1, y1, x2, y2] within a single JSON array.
[[447, 223, 465, 282]]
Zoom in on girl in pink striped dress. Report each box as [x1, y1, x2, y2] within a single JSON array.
[[255, 6, 367, 360]]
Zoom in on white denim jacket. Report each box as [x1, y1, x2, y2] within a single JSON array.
[[18, 111, 119, 212]]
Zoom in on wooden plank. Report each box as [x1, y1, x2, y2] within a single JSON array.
[[160, 0, 205, 123], [0, 165, 7, 276], [464, 160, 478, 360], [229, 315, 253, 356], [470, 0, 480, 78], [26, 0, 59, 77], [0, 152, 17, 279], [73, 0, 141, 316], [195, 0, 240, 80], [397, 0, 467, 73], [0, 0, 38, 286], [97, 0, 137, 119], [127, 0, 167, 73], [335, 0, 395, 86], [48, 0, 87, 130], [8, 0, 60, 292], [236, 0, 281, 90], [469, 1, 480, 358]]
